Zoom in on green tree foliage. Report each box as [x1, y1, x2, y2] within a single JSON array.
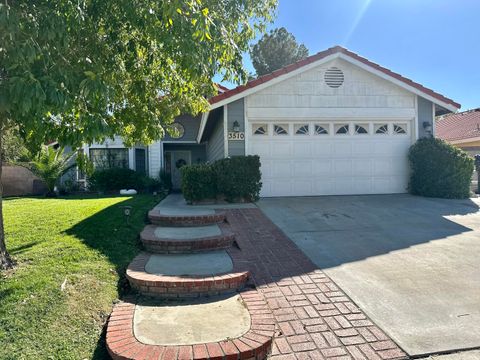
[[0, 0, 277, 269], [28, 147, 76, 196], [250, 27, 309, 76], [2, 127, 30, 163]]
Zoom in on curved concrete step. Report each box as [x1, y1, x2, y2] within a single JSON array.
[[106, 291, 274, 360], [140, 224, 235, 253], [148, 207, 226, 227], [127, 252, 249, 298]]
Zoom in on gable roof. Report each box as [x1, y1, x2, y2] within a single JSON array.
[[209, 46, 460, 111], [436, 108, 480, 143]]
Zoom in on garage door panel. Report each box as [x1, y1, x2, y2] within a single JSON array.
[[249, 120, 412, 197], [294, 161, 312, 177], [352, 142, 374, 156], [293, 142, 312, 157], [312, 142, 333, 157], [334, 159, 353, 176], [313, 160, 333, 175], [270, 142, 291, 158], [333, 142, 353, 156], [271, 160, 292, 177], [353, 160, 373, 175]]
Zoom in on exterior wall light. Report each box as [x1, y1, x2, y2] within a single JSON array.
[[423, 121, 432, 135], [232, 120, 240, 132]]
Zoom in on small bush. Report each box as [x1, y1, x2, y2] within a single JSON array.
[[181, 164, 217, 202], [88, 167, 146, 192], [408, 137, 474, 199], [213, 155, 262, 202], [180, 155, 262, 203]]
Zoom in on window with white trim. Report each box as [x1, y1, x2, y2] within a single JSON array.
[[294, 124, 309, 135], [274, 124, 289, 135], [334, 124, 350, 135], [252, 124, 268, 135], [393, 123, 407, 134], [374, 124, 389, 135], [354, 124, 369, 135], [314, 124, 329, 135]]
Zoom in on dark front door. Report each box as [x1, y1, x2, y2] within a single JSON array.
[[135, 149, 146, 175]]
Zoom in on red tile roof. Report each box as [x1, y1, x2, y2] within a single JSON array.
[[436, 108, 480, 142], [209, 46, 460, 109]]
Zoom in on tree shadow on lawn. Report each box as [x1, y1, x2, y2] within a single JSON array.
[[64, 195, 160, 359]]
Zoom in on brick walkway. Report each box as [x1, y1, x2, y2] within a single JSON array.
[[224, 208, 407, 360]]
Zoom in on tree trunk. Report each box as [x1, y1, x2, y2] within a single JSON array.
[[0, 127, 13, 270]]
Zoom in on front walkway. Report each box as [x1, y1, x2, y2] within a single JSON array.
[[224, 208, 406, 360]]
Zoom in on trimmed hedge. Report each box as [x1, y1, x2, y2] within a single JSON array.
[[408, 137, 474, 199], [88, 167, 165, 193], [181, 164, 217, 202], [213, 156, 262, 202], [181, 155, 262, 203]]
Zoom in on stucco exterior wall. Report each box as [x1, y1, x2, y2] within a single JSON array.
[[417, 96, 434, 138]]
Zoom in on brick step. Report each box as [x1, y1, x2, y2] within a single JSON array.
[[140, 224, 234, 253], [106, 291, 274, 360], [148, 207, 226, 227], [127, 252, 249, 298]]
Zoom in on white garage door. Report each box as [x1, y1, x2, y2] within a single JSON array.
[[248, 121, 413, 197]]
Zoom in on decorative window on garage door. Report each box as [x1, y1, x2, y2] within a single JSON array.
[[252, 124, 268, 135], [294, 124, 310, 135], [274, 124, 289, 135], [314, 124, 329, 135], [335, 124, 350, 135], [374, 124, 389, 134], [393, 123, 407, 134], [354, 124, 369, 135]]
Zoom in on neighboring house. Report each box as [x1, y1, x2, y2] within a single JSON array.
[[82, 46, 460, 196], [436, 108, 480, 192], [436, 108, 480, 156]]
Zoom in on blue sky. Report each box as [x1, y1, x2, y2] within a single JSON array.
[[219, 0, 479, 111]]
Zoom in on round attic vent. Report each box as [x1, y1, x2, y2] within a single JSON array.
[[324, 67, 344, 88]]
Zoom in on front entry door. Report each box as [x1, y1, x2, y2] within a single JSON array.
[[168, 151, 191, 190]]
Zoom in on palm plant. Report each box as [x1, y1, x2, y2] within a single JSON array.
[[29, 146, 76, 197]]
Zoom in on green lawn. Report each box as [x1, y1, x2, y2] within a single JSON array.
[[0, 194, 162, 360]]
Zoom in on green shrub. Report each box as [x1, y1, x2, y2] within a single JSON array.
[[88, 167, 146, 192], [408, 137, 474, 199], [142, 177, 163, 193], [181, 164, 217, 202], [180, 156, 262, 203], [213, 155, 262, 202]]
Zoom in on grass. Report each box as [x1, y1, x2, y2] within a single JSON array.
[[0, 194, 162, 360]]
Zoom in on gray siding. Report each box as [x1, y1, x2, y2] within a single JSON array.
[[163, 114, 201, 142], [227, 99, 246, 156], [206, 117, 224, 161], [417, 96, 433, 138]]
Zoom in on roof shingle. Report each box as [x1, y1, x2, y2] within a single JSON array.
[[210, 46, 460, 109], [436, 108, 480, 142]]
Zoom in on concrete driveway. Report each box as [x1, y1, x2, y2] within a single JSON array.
[[257, 195, 480, 357]]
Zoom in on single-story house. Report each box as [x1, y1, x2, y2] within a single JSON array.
[[82, 46, 460, 197]]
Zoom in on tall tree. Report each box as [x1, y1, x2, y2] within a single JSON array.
[[250, 27, 309, 76], [0, 0, 277, 269]]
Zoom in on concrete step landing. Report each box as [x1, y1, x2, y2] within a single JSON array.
[[148, 207, 226, 227], [106, 291, 274, 360], [127, 252, 249, 298], [140, 224, 235, 253]]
